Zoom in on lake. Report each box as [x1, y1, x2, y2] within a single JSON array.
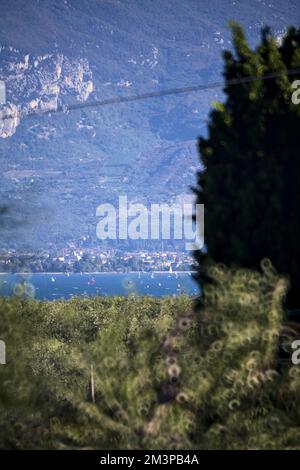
[[0, 272, 200, 301]]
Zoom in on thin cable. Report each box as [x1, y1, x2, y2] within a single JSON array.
[[1, 67, 300, 122]]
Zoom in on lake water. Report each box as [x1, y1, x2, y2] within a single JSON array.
[[0, 272, 200, 301]]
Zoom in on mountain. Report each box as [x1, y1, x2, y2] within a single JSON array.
[[0, 0, 298, 250]]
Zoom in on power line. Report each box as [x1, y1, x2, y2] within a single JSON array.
[[1, 67, 300, 122]]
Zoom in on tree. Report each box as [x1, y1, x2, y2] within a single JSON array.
[[194, 23, 300, 308]]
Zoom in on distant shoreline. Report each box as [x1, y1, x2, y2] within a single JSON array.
[[0, 271, 196, 275]]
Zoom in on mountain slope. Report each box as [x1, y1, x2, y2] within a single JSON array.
[[0, 0, 298, 249]]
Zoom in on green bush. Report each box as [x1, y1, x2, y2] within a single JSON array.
[[1, 264, 300, 449]]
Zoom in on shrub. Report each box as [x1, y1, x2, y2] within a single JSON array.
[[1, 265, 300, 449]]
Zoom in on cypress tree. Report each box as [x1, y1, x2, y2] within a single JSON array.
[[194, 23, 300, 309]]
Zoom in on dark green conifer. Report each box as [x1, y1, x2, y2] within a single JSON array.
[[194, 24, 300, 308]]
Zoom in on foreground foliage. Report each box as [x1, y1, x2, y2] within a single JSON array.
[[1, 263, 300, 449]]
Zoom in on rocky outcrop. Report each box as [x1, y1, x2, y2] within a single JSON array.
[[0, 46, 93, 138]]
